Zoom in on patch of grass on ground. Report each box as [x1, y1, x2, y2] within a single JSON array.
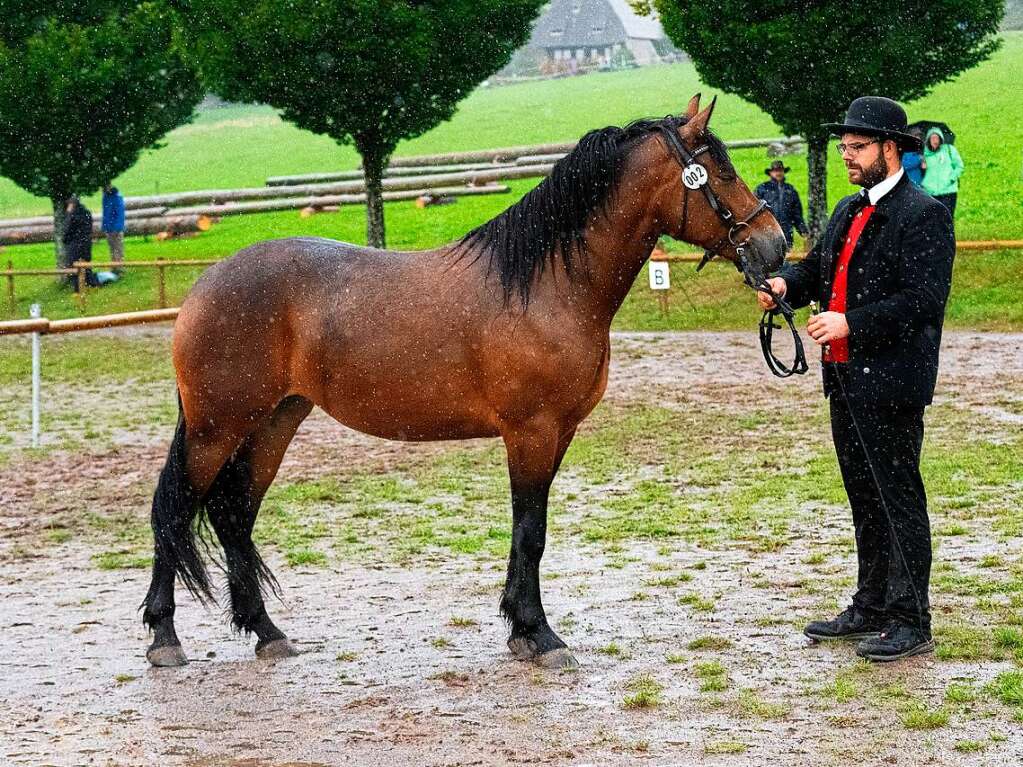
[[703, 740, 747, 755], [901, 702, 951, 730], [622, 674, 664, 709], [686, 635, 732, 651], [736, 689, 793, 720], [986, 671, 1023, 707], [91, 550, 151, 571], [694, 660, 729, 693]]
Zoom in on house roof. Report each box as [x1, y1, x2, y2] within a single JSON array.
[[606, 0, 663, 39], [530, 0, 665, 49]]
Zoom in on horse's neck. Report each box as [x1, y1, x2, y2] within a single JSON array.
[[572, 196, 664, 324]]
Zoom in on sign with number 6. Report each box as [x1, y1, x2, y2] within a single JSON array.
[[682, 163, 708, 190]]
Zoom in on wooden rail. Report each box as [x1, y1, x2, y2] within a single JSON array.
[[2, 258, 217, 314], [649, 240, 1023, 263], [0, 307, 179, 336], [2, 240, 1020, 320]]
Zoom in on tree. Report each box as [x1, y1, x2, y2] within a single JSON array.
[[178, 0, 545, 248], [645, 0, 1003, 240], [0, 2, 204, 267]]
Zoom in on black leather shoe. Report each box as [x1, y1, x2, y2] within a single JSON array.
[[804, 605, 883, 641], [856, 621, 934, 662]]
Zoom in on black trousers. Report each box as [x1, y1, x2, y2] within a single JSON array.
[[828, 370, 932, 633]]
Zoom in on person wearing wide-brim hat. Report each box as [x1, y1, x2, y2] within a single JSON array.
[[756, 96, 955, 663], [754, 159, 808, 250]]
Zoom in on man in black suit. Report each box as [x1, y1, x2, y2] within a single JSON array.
[[755, 160, 809, 250], [758, 97, 955, 661]]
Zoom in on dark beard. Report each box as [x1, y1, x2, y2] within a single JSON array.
[[858, 151, 889, 188]]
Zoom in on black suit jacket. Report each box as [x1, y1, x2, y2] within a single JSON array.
[[780, 174, 955, 408]]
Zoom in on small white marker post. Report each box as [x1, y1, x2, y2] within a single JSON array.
[[649, 261, 671, 317], [30, 303, 41, 447]]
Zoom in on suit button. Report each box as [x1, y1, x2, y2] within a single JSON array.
[[858, 268, 864, 273], [863, 367, 871, 374], [839, 266, 845, 272]]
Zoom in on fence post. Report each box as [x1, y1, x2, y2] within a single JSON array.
[[658, 291, 669, 318], [76, 264, 86, 313], [156, 261, 167, 309], [6, 259, 14, 314], [30, 303, 41, 447]]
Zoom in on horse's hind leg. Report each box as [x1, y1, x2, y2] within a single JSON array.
[[205, 395, 313, 659], [501, 421, 578, 669], [143, 401, 246, 667]]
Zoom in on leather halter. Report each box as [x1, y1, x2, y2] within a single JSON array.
[[658, 118, 808, 379], [656, 120, 770, 275]]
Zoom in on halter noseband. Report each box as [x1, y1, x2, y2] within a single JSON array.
[[658, 118, 808, 379]]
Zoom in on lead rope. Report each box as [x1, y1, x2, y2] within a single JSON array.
[[751, 265, 808, 378]]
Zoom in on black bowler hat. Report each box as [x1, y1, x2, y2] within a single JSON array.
[[764, 160, 791, 175], [822, 96, 922, 152]]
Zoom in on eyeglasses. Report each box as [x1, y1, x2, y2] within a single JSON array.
[[835, 139, 879, 157]]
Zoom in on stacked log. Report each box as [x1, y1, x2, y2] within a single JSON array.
[[0, 215, 214, 247], [122, 165, 552, 211], [264, 135, 802, 187], [384, 141, 578, 168], [266, 162, 524, 186], [168, 184, 510, 219], [0, 206, 169, 229]]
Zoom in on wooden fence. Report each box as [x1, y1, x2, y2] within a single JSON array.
[[2, 239, 1022, 319], [2, 258, 217, 314]]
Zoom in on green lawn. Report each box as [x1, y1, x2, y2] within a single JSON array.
[[1, 33, 1021, 326]]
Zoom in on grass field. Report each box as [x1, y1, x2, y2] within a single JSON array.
[[1, 33, 1021, 326]]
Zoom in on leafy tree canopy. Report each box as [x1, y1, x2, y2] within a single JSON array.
[[177, 0, 546, 246]]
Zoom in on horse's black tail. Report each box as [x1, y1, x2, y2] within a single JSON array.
[[147, 395, 216, 606]]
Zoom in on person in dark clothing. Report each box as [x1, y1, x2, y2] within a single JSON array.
[[754, 160, 808, 250], [758, 97, 955, 662], [63, 196, 99, 290]]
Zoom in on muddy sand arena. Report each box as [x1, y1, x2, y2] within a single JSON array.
[[1, 329, 1022, 766]]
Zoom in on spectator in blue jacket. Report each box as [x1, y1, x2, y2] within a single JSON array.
[[901, 127, 926, 186], [754, 160, 808, 250], [102, 184, 126, 273]]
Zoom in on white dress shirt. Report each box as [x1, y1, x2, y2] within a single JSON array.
[[864, 167, 905, 205]]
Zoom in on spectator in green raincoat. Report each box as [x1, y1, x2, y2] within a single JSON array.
[[920, 127, 964, 218]]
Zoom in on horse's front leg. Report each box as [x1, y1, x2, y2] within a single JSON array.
[[501, 421, 577, 669]]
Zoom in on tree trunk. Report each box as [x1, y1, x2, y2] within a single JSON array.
[[360, 147, 390, 249], [51, 195, 69, 269], [805, 135, 828, 246]]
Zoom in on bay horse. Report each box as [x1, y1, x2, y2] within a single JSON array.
[[142, 95, 786, 669]]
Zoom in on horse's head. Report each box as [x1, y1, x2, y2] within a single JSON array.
[[657, 94, 787, 283]]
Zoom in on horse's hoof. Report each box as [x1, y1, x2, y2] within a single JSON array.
[[507, 636, 535, 660], [147, 643, 188, 667], [256, 638, 299, 660], [536, 648, 579, 670]]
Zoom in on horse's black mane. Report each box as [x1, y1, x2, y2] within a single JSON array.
[[454, 114, 735, 304]]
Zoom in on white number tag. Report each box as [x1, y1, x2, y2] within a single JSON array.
[[682, 163, 708, 190], [649, 261, 671, 290]]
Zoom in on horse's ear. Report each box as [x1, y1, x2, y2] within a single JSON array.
[[686, 96, 717, 137], [685, 93, 701, 119]]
